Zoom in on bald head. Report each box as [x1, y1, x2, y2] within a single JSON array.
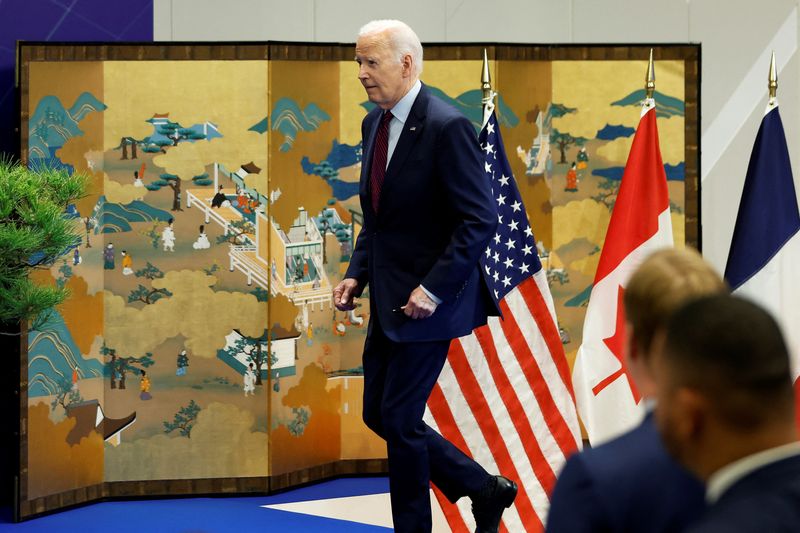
[[664, 294, 794, 430]]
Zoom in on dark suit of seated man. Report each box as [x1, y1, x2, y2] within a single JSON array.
[[657, 295, 800, 533], [547, 248, 725, 533]]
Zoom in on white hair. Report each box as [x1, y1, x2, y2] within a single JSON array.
[[358, 19, 423, 77]]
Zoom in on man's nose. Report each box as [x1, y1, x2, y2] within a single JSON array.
[[358, 64, 368, 79]]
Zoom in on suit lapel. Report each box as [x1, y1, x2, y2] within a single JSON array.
[[381, 85, 428, 199]]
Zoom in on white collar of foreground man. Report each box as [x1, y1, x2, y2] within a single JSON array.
[[706, 441, 800, 503], [388, 79, 421, 123]]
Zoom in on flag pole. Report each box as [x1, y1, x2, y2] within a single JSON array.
[[481, 48, 493, 128], [768, 51, 778, 107]]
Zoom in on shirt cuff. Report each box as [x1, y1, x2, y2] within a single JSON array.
[[419, 284, 442, 305]]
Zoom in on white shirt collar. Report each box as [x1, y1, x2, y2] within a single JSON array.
[[706, 441, 800, 503], [389, 79, 421, 124]]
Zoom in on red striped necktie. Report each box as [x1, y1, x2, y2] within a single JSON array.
[[370, 110, 393, 213]]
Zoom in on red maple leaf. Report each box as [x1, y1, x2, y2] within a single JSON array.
[[591, 285, 641, 402]]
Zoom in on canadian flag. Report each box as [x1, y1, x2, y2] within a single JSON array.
[[572, 99, 673, 445]]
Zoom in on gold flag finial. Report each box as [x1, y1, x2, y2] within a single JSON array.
[[769, 50, 778, 103], [645, 48, 656, 99], [481, 48, 493, 127], [481, 48, 492, 105]]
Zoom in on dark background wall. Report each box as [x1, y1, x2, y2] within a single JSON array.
[[0, 0, 153, 158], [0, 0, 152, 511]]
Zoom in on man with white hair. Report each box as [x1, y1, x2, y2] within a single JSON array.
[[334, 19, 516, 533]]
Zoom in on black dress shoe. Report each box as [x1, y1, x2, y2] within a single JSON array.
[[471, 475, 518, 533]]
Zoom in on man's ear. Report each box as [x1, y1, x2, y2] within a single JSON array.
[[402, 54, 413, 77], [675, 387, 708, 442], [647, 328, 668, 372]]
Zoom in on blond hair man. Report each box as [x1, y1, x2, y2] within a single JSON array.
[[547, 248, 726, 533]]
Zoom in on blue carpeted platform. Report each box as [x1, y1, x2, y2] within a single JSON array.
[[0, 477, 392, 532]]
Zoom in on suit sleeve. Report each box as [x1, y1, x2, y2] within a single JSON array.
[[420, 114, 496, 302], [345, 227, 370, 295], [546, 455, 612, 533], [343, 117, 372, 294]]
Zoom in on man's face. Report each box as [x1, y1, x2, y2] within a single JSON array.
[[355, 32, 410, 110]]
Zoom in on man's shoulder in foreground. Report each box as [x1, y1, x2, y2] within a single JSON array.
[[546, 414, 705, 533], [687, 454, 800, 533]]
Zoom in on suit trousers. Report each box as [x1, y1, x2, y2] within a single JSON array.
[[362, 317, 489, 533]]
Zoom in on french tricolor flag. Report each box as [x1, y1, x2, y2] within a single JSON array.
[[724, 100, 800, 414]]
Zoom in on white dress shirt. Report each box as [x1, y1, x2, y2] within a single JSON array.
[[706, 441, 800, 503], [384, 79, 441, 305], [385, 79, 422, 168]]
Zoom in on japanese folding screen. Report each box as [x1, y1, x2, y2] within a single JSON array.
[[16, 43, 699, 519]]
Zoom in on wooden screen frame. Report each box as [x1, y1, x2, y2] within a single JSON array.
[[14, 41, 700, 521]]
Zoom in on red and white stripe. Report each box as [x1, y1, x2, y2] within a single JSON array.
[[425, 269, 582, 532], [572, 101, 674, 445]]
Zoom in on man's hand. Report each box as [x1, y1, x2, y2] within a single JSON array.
[[403, 286, 438, 319], [334, 278, 359, 311]]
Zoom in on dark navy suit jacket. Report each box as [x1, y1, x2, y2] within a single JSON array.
[[345, 83, 500, 343], [546, 413, 705, 533], [687, 453, 800, 533]]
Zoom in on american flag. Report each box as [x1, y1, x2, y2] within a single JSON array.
[[424, 110, 582, 532]]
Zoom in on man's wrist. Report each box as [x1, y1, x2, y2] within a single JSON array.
[[419, 284, 442, 305]]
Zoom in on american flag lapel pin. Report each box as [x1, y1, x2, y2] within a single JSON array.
[[409, 126, 416, 131]]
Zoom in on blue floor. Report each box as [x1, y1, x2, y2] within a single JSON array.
[[0, 477, 392, 532]]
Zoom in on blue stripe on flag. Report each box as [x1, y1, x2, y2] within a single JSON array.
[[724, 107, 800, 290]]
